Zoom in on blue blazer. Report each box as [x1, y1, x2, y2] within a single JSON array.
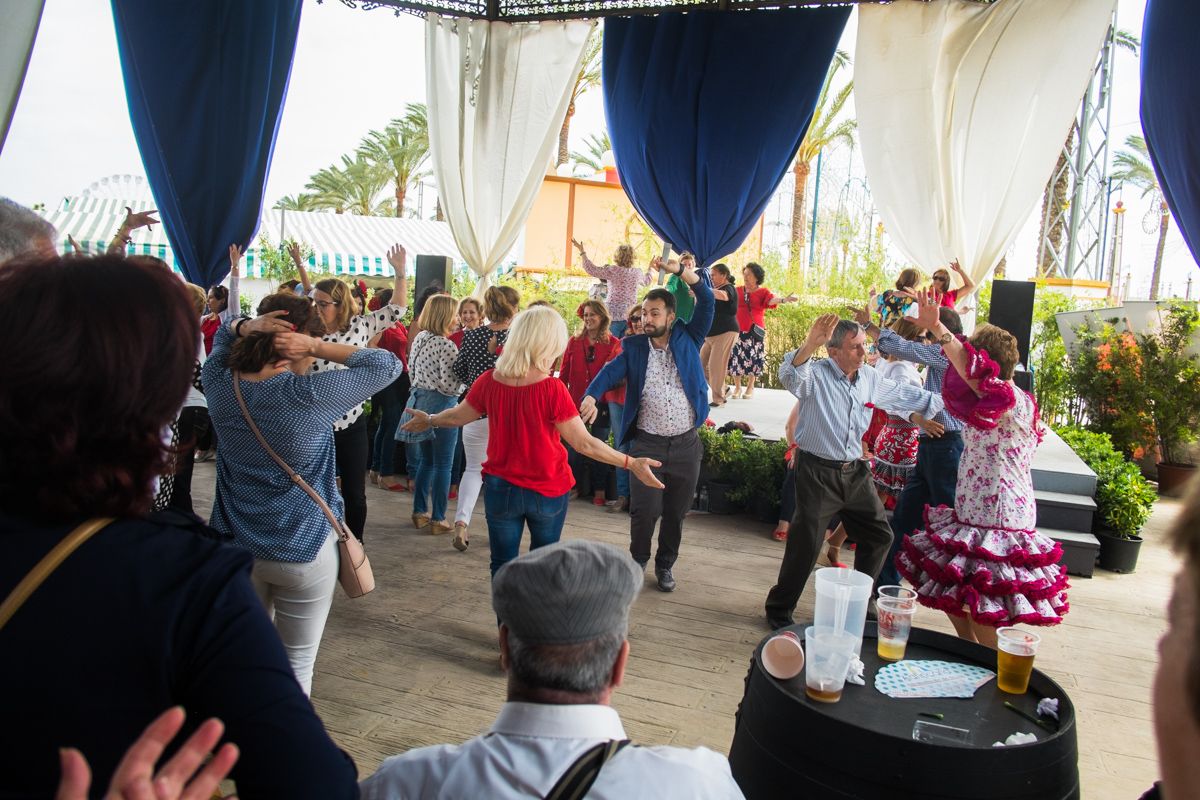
[[585, 274, 715, 446]]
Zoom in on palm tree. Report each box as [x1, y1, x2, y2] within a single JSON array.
[[305, 164, 356, 214], [358, 102, 429, 217], [790, 50, 855, 277], [570, 131, 611, 175], [1111, 134, 1169, 300], [305, 154, 390, 216], [557, 28, 603, 167], [1036, 28, 1140, 277], [274, 194, 319, 212]]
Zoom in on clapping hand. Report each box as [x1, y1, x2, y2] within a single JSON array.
[[228, 244, 243, 277], [914, 288, 942, 331], [55, 707, 238, 800], [123, 207, 159, 232], [387, 244, 407, 273], [804, 313, 840, 352]]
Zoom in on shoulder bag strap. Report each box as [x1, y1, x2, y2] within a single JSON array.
[[231, 372, 345, 536], [0, 517, 115, 631], [543, 739, 631, 800]]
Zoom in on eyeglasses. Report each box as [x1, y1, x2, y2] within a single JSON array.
[[629, 317, 642, 325], [586, 345, 596, 363], [315, 300, 340, 309]]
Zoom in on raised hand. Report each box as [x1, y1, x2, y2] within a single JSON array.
[[649, 255, 664, 273], [68, 235, 86, 255], [914, 288, 942, 331], [848, 304, 871, 327], [803, 313, 840, 352], [287, 241, 304, 266], [123, 207, 159, 232], [228, 244, 243, 277], [949, 258, 964, 276], [55, 707, 238, 800], [571, 238, 586, 254], [272, 331, 319, 361], [240, 309, 293, 337], [387, 244, 407, 273], [630, 457, 665, 489]]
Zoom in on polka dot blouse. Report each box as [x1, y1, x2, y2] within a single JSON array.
[[310, 303, 407, 430], [452, 324, 510, 388]]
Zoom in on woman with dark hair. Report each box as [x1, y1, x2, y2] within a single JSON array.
[[728, 262, 797, 400], [205, 291, 402, 693], [309, 243, 409, 541], [451, 284, 520, 543], [875, 267, 922, 327], [559, 299, 623, 506], [194, 254, 241, 462], [0, 254, 358, 798], [930, 259, 976, 313], [700, 263, 739, 407]]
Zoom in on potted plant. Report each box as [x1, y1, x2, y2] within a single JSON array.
[[1137, 304, 1200, 495], [1056, 426, 1157, 573], [698, 425, 744, 514], [729, 438, 788, 522]]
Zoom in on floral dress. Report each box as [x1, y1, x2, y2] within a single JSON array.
[[896, 340, 1069, 627]]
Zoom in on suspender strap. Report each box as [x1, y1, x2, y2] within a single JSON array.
[[0, 517, 115, 631], [543, 739, 631, 800]]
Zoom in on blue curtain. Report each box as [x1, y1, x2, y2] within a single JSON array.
[[111, 0, 303, 287], [1141, 0, 1200, 267], [602, 8, 850, 269]]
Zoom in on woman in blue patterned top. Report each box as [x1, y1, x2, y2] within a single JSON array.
[[204, 293, 402, 694]]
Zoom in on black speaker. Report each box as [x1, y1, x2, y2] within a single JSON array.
[[987, 279, 1036, 368], [414, 254, 452, 300]]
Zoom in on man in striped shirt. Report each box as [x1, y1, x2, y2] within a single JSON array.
[[765, 314, 945, 631]]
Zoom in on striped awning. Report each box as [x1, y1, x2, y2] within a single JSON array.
[[43, 197, 464, 280]]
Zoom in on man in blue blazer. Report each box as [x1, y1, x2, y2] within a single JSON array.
[[582, 256, 714, 592]]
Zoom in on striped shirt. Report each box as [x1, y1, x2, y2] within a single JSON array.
[[874, 328, 965, 434], [780, 353, 944, 462]]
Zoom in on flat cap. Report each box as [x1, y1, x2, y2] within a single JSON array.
[[492, 540, 642, 644]]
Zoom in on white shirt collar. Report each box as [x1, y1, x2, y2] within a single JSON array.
[[489, 702, 627, 741]]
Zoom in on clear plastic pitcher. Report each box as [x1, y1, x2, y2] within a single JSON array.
[[813, 567, 873, 656]]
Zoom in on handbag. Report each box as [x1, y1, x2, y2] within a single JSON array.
[[750, 324, 766, 342], [231, 373, 375, 598], [0, 518, 114, 631]]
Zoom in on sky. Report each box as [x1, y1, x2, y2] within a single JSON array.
[[0, 0, 1194, 298]]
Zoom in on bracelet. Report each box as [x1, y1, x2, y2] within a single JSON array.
[[428, 412, 437, 429], [623, 454, 629, 470], [234, 317, 250, 336]]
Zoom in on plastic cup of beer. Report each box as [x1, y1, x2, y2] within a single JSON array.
[[996, 627, 1041, 694], [876, 597, 917, 661], [761, 631, 806, 680], [803, 626, 857, 704], [877, 585, 918, 609]]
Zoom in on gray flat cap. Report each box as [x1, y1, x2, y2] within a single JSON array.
[[492, 540, 643, 644]]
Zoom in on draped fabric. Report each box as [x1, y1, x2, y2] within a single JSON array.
[[0, 1, 45, 155], [1141, 0, 1200, 267], [602, 8, 850, 269], [856, 0, 1116, 296], [110, 0, 303, 287], [426, 14, 593, 294]]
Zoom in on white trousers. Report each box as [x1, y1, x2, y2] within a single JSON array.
[[454, 417, 490, 526], [251, 529, 339, 696]]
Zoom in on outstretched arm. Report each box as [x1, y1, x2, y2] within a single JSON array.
[[558, 416, 664, 489], [400, 399, 483, 432], [107, 207, 159, 255], [950, 259, 975, 296], [287, 241, 313, 294], [387, 244, 409, 308]]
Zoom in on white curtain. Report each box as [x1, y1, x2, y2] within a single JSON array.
[[425, 14, 593, 295], [1, 0, 45, 154], [856, 0, 1116, 305]]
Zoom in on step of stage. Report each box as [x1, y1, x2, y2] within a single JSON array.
[[1042, 527, 1100, 579], [1034, 489, 1097, 534], [1032, 428, 1097, 497]]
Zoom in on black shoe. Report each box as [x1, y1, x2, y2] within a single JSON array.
[[655, 568, 676, 592], [635, 559, 648, 573], [766, 613, 795, 631]]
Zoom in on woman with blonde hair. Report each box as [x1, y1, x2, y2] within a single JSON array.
[[572, 239, 654, 336], [450, 284, 520, 544], [397, 294, 463, 539], [402, 306, 664, 576], [559, 299, 623, 505], [309, 244, 408, 542]]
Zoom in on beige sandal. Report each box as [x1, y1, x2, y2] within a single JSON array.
[[453, 523, 469, 551], [431, 519, 453, 535], [412, 513, 431, 529]]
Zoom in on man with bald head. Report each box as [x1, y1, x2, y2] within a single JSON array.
[[0, 198, 56, 265], [765, 313, 945, 631]]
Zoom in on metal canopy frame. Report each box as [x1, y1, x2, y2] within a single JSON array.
[[318, 0, 933, 22]]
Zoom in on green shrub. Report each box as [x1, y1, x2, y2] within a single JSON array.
[[1056, 424, 1156, 538]]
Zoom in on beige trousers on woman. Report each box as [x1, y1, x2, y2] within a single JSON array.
[[700, 331, 738, 402]]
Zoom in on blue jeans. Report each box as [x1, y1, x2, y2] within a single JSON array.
[[878, 433, 965, 587], [404, 389, 460, 521], [610, 402, 630, 498], [483, 474, 569, 576], [370, 375, 408, 475], [610, 319, 628, 339]]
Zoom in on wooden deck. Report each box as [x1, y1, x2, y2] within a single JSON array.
[[193, 464, 1178, 798]]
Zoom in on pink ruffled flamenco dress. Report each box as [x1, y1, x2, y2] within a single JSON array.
[[896, 339, 1069, 627]]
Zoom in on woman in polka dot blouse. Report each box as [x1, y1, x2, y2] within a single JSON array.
[[308, 244, 409, 541], [450, 284, 520, 538], [204, 293, 402, 694]]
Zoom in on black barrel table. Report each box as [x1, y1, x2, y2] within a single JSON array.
[[729, 623, 1078, 800]]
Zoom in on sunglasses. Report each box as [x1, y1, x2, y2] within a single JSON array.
[[586, 345, 596, 364], [629, 316, 642, 324]]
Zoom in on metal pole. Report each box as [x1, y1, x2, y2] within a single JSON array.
[[808, 149, 823, 269], [1064, 67, 1096, 279], [1106, 201, 1124, 296]]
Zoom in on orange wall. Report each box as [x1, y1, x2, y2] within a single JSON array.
[[521, 175, 764, 274]]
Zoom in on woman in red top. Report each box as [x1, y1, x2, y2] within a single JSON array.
[[401, 306, 662, 577], [449, 297, 483, 349], [930, 259, 976, 313], [728, 262, 796, 400], [559, 300, 623, 506]]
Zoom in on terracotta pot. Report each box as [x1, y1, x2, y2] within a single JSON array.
[[1157, 462, 1198, 497]]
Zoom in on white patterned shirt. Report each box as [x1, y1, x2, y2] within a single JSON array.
[[582, 255, 654, 321], [637, 343, 694, 437], [309, 303, 406, 430], [409, 331, 463, 397]]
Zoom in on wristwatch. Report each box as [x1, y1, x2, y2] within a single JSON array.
[[938, 331, 953, 344]]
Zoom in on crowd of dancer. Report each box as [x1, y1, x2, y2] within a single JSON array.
[[3, 197, 1182, 800]]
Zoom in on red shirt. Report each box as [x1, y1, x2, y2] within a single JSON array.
[[201, 316, 221, 355], [465, 371, 578, 497], [377, 323, 410, 368], [735, 286, 778, 332], [938, 288, 960, 309], [558, 334, 623, 406]]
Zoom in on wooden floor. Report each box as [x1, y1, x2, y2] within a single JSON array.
[[193, 464, 1179, 798]]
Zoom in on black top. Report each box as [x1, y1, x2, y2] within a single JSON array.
[[0, 511, 359, 799], [453, 324, 510, 387], [707, 282, 739, 336]]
